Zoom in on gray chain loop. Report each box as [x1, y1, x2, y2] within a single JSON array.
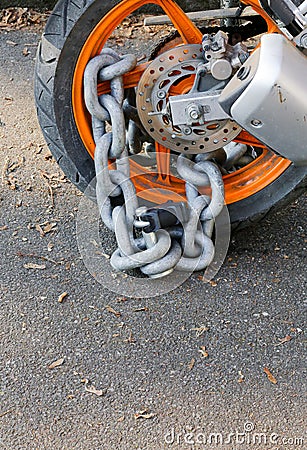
[[83, 48, 226, 277]]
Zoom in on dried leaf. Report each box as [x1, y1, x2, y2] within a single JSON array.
[[35, 224, 45, 237], [106, 305, 121, 317], [116, 297, 128, 303], [264, 367, 277, 384], [2, 158, 20, 190], [90, 239, 99, 247], [7, 175, 17, 190], [43, 222, 57, 234], [0, 7, 48, 30], [95, 251, 111, 259], [58, 292, 68, 303], [83, 379, 107, 397], [5, 156, 24, 173], [123, 330, 135, 344], [44, 151, 52, 160], [238, 370, 245, 383], [24, 263, 46, 270], [275, 335, 292, 346], [22, 47, 29, 56], [191, 325, 209, 337], [0, 225, 8, 231], [35, 222, 57, 237], [199, 346, 209, 358], [134, 409, 155, 420], [85, 385, 106, 396], [18, 251, 60, 266], [48, 357, 65, 369], [188, 358, 195, 371], [94, 250, 111, 259]]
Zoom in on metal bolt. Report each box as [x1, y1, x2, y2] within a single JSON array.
[[157, 90, 166, 99], [211, 42, 220, 51], [251, 119, 262, 127], [187, 103, 201, 121], [300, 33, 307, 48], [183, 127, 192, 135], [190, 110, 200, 120]]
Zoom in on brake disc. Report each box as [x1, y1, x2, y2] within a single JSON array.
[[136, 44, 241, 154]]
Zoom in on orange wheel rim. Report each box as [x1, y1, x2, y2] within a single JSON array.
[[72, 0, 291, 205]]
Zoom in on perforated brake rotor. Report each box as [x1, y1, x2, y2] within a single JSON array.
[[136, 44, 242, 154]]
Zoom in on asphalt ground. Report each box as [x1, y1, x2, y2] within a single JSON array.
[[0, 24, 306, 450]]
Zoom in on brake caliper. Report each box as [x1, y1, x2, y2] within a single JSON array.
[[136, 32, 249, 155]]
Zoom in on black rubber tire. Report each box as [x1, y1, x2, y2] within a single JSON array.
[[34, 0, 306, 228]]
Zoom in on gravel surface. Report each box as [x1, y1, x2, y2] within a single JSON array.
[[0, 26, 306, 450]]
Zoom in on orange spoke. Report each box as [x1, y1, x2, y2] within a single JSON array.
[[234, 130, 267, 148], [156, 0, 202, 44], [155, 143, 171, 185]]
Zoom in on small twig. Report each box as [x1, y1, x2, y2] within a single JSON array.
[[40, 172, 54, 206], [47, 183, 54, 206], [16, 251, 62, 265], [106, 305, 121, 317], [7, 157, 24, 172], [191, 325, 209, 337], [0, 409, 13, 419], [124, 330, 135, 344], [274, 335, 292, 346]]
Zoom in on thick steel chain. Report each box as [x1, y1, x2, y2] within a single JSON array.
[[83, 48, 226, 277]]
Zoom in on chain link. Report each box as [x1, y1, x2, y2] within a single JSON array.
[[83, 48, 226, 278]]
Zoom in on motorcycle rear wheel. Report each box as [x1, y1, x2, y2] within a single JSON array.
[[34, 0, 306, 229]]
